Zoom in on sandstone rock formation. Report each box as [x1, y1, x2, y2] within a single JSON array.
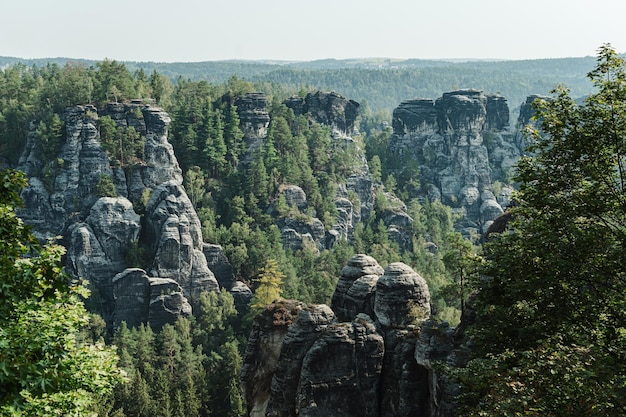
[[284, 91, 359, 138], [241, 255, 462, 417], [331, 254, 384, 322], [388, 90, 524, 237], [18, 103, 218, 330]]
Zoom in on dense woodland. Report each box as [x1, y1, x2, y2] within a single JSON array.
[[2, 48, 626, 416]]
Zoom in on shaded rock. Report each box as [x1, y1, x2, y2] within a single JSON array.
[[296, 314, 384, 417], [331, 254, 384, 322], [266, 305, 337, 417], [284, 91, 359, 138], [375, 262, 431, 329], [380, 329, 430, 417], [392, 99, 437, 135], [241, 300, 306, 417], [277, 216, 326, 252], [236, 92, 271, 139], [281, 185, 308, 211], [230, 281, 253, 311], [236, 92, 271, 166], [414, 319, 468, 417], [148, 277, 193, 331], [112, 268, 192, 332], [203, 243, 235, 289]]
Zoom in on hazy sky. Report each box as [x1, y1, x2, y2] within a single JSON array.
[[2, 0, 625, 62]]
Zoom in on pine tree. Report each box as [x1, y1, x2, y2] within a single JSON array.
[[250, 258, 284, 314]]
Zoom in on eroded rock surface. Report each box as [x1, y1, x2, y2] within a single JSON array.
[[240, 256, 462, 417], [331, 254, 384, 322], [18, 103, 218, 330], [388, 90, 524, 237]]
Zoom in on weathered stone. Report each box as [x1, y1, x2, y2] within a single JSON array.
[[230, 281, 253, 311], [388, 90, 522, 237], [296, 314, 384, 417], [236, 92, 271, 139], [241, 300, 306, 417], [203, 243, 235, 289], [375, 262, 431, 329], [17, 104, 219, 330], [266, 305, 336, 417], [284, 91, 359, 138], [331, 254, 384, 322], [380, 329, 430, 417], [280, 185, 308, 211], [277, 216, 326, 252], [112, 269, 192, 332]]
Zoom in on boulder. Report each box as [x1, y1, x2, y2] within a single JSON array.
[[331, 254, 384, 322], [375, 262, 431, 329], [112, 268, 192, 332]]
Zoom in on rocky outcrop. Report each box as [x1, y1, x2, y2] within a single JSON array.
[[112, 268, 192, 332], [389, 90, 523, 237], [17, 103, 219, 330], [236, 92, 271, 166], [331, 254, 384, 322], [241, 256, 461, 417], [241, 300, 306, 417], [284, 91, 359, 138]]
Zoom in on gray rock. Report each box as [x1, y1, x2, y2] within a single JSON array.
[[296, 314, 384, 417], [284, 91, 359, 138], [112, 268, 192, 332], [388, 90, 524, 237], [281, 185, 308, 211], [375, 262, 431, 329], [331, 254, 384, 322], [241, 299, 306, 417], [230, 281, 253, 311], [203, 243, 235, 289], [17, 104, 219, 330], [266, 305, 336, 417], [380, 329, 430, 417]]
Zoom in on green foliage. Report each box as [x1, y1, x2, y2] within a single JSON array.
[[0, 169, 123, 416], [95, 174, 117, 197], [461, 45, 626, 416], [93, 59, 137, 104], [109, 291, 246, 417], [98, 115, 145, 167], [250, 259, 284, 314]]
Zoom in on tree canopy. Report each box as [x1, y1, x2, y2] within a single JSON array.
[[0, 169, 123, 416], [461, 44, 626, 416]]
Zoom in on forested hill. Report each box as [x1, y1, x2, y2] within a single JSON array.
[[0, 55, 598, 112]]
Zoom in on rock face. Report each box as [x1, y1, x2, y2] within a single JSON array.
[[388, 90, 524, 237], [236, 92, 272, 166], [284, 91, 359, 138], [331, 254, 384, 322], [112, 268, 192, 332], [18, 103, 219, 330], [241, 255, 461, 417]]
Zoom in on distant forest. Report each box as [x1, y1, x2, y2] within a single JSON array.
[[0, 55, 599, 114]]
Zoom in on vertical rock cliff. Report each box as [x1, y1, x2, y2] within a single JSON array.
[[388, 90, 524, 237], [18, 103, 219, 330]]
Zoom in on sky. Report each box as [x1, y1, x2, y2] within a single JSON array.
[[2, 0, 626, 62]]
